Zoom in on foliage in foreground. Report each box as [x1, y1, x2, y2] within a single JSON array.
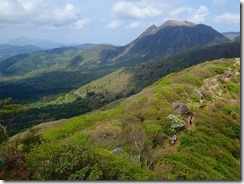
[[0, 58, 240, 180]]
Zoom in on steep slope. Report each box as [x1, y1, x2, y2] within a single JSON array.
[[52, 39, 240, 106], [64, 44, 121, 70], [39, 20, 230, 72], [0, 20, 230, 104], [6, 38, 239, 136], [7, 58, 240, 180], [112, 20, 229, 66]]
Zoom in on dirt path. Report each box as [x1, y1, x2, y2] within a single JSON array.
[[167, 139, 180, 153], [162, 114, 195, 154], [184, 116, 195, 132]]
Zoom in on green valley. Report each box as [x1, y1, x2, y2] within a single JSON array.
[[6, 38, 238, 138], [0, 20, 230, 105], [1, 58, 240, 180]]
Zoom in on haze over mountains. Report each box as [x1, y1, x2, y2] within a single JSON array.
[[0, 20, 230, 76], [222, 32, 240, 40], [0, 45, 42, 61], [7, 37, 65, 49]]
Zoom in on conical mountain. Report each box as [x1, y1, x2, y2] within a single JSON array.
[[115, 20, 230, 65]]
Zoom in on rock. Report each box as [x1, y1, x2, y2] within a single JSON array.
[[172, 102, 189, 115], [111, 148, 124, 155], [224, 68, 232, 78], [193, 89, 204, 99]]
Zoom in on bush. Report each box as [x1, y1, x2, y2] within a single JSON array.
[[190, 94, 200, 102], [227, 81, 239, 95], [167, 114, 185, 132], [180, 135, 195, 147], [213, 66, 225, 74], [223, 105, 234, 115], [231, 111, 238, 119], [0, 154, 30, 180]]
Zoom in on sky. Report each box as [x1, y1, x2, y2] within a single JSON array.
[[0, 0, 241, 46]]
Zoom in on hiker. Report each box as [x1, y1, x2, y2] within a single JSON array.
[[189, 117, 192, 125], [170, 134, 177, 144], [188, 113, 193, 125]]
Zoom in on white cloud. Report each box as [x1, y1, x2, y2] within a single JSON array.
[[53, 4, 80, 21], [169, 5, 208, 23], [112, 0, 162, 19], [0, 0, 87, 29], [106, 20, 122, 29], [17, 0, 42, 13], [169, 6, 193, 17], [188, 5, 208, 23], [75, 19, 89, 29], [35, 3, 81, 27], [213, 13, 240, 24], [212, 0, 228, 7], [127, 21, 142, 28]]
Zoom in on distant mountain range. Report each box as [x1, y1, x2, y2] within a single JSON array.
[[0, 44, 42, 61], [6, 37, 96, 50], [2, 20, 230, 77], [2, 31, 240, 134], [0, 20, 238, 103], [222, 32, 240, 40], [7, 37, 64, 49]]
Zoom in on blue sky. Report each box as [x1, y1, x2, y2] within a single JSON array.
[[0, 0, 241, 45]]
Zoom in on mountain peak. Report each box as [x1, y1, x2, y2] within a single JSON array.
[[159, 20, 196, 29], [138, 20, 196, 40], [139, 24, 158, 38]]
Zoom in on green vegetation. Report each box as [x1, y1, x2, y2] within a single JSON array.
[[0, 58, 240, 180], [0, 98, 27, 156], [0, 39, 240, 139]]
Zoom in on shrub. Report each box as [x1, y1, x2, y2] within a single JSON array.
[[180, 135, 195, 147], [223, 105, 234, 115], [190, 94, 200, 102], [227, 81, 240, 95], [0, 154, 30, 180], [167, 114, 185, 133], [160, 117, 173, 135], [215, 67, 225, 74], [231, 111, 238, 119]]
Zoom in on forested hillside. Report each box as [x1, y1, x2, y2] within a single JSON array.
[[5, 38, 238, 137], [1, 58, 240, 180], [0, 20, 230, 105]]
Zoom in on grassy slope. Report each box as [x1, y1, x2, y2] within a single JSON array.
[[9, 58, 240, 180], [0, 48, 79, 76], [2, 40, 239, 146], [49, 39, 240, 105]]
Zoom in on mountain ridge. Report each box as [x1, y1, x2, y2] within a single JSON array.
[[7, 57, 240, 180], [0, 20, 230, 77], [7, 38, 240, 135]]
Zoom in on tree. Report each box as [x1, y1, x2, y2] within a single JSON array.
[[0, 98, 27, 157]]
